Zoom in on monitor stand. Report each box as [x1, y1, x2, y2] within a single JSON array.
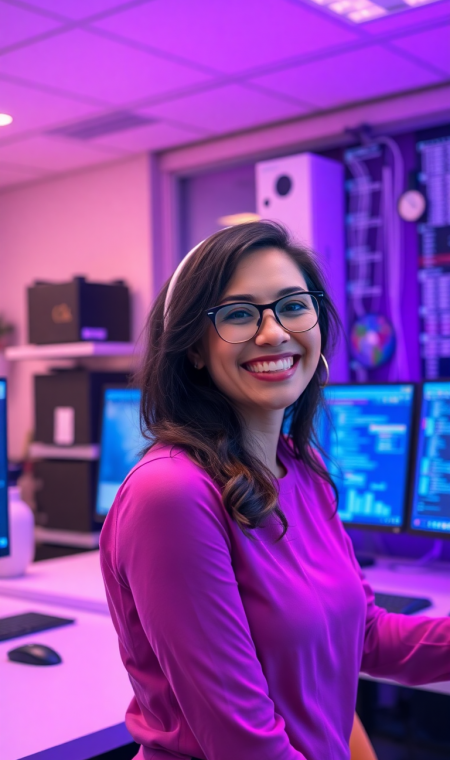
[[355, 553, 376, 568], [390, 540, 447, 574], [415, 539, 444, 567]]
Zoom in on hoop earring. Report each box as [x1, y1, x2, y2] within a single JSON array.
[[319, 353, 329, 389]]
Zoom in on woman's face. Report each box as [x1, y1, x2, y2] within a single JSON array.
[[193, 247, 322, 421]]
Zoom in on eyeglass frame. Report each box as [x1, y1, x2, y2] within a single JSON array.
[[205, 290, 324, 344]]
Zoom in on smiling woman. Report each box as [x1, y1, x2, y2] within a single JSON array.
[[140, 221, 340, 532], [99, 221, 450, 760]]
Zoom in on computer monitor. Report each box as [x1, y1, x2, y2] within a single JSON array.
[[95, 387, 146, 519], [409, 381, 450, 539], [319, 383, 416, 531], [0, 379, 10, 557]]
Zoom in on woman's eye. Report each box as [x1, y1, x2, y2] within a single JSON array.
[[281, 300, 307, 313], [224, 309, 253, 321]]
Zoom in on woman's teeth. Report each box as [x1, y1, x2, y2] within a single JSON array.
[[245, 356, 295, 373]]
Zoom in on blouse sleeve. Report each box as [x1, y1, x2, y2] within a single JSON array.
[[342, 531, 450, 685], [111, 455, 304, 760]]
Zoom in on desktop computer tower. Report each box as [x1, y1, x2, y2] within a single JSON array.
[[255, 152, 348, 382], [34, 459, 99, 533], [27, 276, 130, 344], [33, 370, 129, 538], [34, 370, 129, 446]]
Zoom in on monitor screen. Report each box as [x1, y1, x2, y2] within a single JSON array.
[[409, 381, 450, 537], [95, 387, 146, 518], [0, 379, 9, 556], [319, 384, 416, 531]]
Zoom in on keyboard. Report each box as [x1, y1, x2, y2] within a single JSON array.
[[0, 612, 75, 642], [374, 593, 432, 615]]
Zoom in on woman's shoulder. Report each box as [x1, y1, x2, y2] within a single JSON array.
[[114, 444, 224, 523], [100, 445, 231, 583]]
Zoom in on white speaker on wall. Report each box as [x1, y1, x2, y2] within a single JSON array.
[[255, 152, 348, 382]]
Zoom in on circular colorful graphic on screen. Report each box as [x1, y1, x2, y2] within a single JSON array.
[[350, 314, 395, 368]]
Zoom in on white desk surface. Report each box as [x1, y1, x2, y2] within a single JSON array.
[[0, 551, 108, 615], [0, 595, 133, 760], [364, 557, 450, 619], [360, 557, 450, 696]]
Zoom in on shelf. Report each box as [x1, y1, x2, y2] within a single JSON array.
[[5, 341, 136, 361], [30, 443, 100, 460], [35, 526, 101, 549]]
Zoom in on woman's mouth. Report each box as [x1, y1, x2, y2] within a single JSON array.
[[241, 354, 301, 381], [244, 355, 294, 373]]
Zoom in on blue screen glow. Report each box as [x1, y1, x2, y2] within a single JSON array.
[[410, 382, 450, 536], [320, 384, 415, 529], [0, 379, 9, 556], [96, 388, 146, 517]]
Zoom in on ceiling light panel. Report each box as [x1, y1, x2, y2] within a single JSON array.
[[310, 0, 445, 22]]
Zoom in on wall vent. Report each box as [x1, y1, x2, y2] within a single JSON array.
[[46, 111, 156, 141]]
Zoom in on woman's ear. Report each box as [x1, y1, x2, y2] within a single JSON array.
[[187, 346, 205, 370]]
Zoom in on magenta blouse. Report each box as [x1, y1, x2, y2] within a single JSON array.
[[99, 439, 450, 760]]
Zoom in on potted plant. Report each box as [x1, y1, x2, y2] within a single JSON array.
[[0, 314, 14, 351], [0, 314, 14, 377]]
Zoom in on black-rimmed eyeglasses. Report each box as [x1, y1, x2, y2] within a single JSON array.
[[206, 291, 323, 344]]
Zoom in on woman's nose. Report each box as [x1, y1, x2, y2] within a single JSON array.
[[254, 309, 289, 346]]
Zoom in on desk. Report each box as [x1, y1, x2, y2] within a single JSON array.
[[0, 552, 108, 615], [361, 557, 450, 697], [0, 596, 134, 760], [1, 552, 449, 758]]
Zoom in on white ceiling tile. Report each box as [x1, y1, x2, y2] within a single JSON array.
[[0, 134, 123, 172], [0, 163, 44, 189], [91, 119, 207, 152], [0, 77, 102, 139], [94, 0, 358, 74], [0, 1, 61, 50], [0, 29, 212, 104], [362, 0, 450, 36], [391, 24, 450, 75], [12, 0, 128, 20], [249, 45, 442, 109], [144, 84, 310, 135]]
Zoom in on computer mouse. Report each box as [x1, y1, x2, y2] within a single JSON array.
[[7, 643, 62, 666]]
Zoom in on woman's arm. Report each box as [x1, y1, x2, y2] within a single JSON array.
[[104, 455, 305, 760], [342, 532, 450, 685]]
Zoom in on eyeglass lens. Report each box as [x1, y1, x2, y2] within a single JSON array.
[[214, 293, 320, 343]]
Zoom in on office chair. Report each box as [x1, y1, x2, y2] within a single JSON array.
[[350, 713, 378, 760]]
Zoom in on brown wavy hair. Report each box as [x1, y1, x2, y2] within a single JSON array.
[[138, 221, 341, 540]]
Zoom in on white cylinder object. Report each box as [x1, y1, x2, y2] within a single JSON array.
[[0, 486, 35, 577]]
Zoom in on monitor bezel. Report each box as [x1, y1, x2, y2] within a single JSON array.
[[0, 377, 10, 558], [406, 379, 450, 541], [95, 383, 142, 523], [322, 381, 419, 534]]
